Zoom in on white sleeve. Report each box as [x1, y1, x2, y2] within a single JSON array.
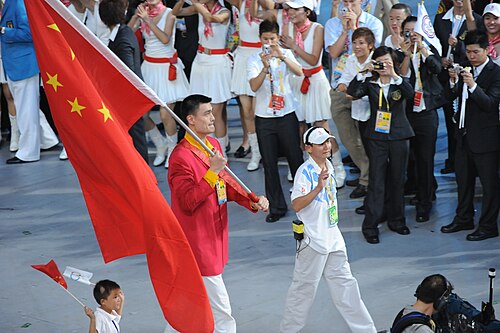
[[324, 18, 342, 50], [338, 56, 357, 85], [291, 165, 311, 201], [247, 55, 262, 80]]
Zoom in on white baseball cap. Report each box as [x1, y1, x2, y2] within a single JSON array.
[[483, 3, 500, 18], [303, 127, 335, 145], [285, 0, 315, 11]]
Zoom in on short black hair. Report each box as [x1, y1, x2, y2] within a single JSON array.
[[402, 15, 417, 31], [93, 279, 121, 305], [352, 27, 376, 47], [371, 46, 401, 75], [259, 19, 280, 36], [99, 0, 127, 27], [415, 274, 450, 304], [391, 3, 412, 17], [464, 29, 489, 49], [181, 94, 212, 121]]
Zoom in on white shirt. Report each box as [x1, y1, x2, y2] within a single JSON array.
[[469, 58, 489, 93], [85, 0, 111, 45], [324, 11, 383, 88], [108, 25, 120, 43], [94, 308, 121, 333], [338, 53, 372, 121], [291, 157, 346, 254], [247, 49, 299, 118]]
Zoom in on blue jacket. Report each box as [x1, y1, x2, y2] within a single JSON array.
[[0, 0, 39, 81]]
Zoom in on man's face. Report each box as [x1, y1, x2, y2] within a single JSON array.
[[305, 140, 332, 160], [260, 31, 279, 46], [187, 103, 215, 135], [342, 0, 361, 13], [465, 44, 488, 66], [389, 9, 407, 35]]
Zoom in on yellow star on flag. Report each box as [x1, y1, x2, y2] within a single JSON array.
[[67, 98, 86, 117], [47, 23, 60, 32], [70, 48, 75, 61], [46, 72, 63, 92], [97, 102, 114, 122]]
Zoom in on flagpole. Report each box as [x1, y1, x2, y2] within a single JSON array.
[[161, 103, 260, 202], [58, 284, 85, 307]]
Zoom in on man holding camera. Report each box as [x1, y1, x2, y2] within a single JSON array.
[[440, 30, 500, 241]]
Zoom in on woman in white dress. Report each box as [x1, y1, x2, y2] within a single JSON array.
[[172, 0, 233, 151], [129, 0, 190, 168]]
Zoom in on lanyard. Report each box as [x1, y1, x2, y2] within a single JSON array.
[[378, 87, 389, 112], [112, 320, 120, 333]]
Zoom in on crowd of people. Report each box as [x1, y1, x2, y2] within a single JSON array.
[[1, 0, 500, 331]]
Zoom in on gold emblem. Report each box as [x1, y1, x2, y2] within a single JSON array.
[[391, 90, 402, 101]]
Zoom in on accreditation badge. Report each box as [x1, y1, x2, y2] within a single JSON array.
[[414, 90, 423, 107], [328, 204, 339, 227], [268, 94, 285, 110], [375, 110, 391, 133], [215, 179, 227, 205]]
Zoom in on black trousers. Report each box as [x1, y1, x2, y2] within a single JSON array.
[[255, 113, 304, 215], [454, 138, 500, 233], [363, 139, 409, 237], [407, 110, 438, 214], [442, 101, 456, 169]]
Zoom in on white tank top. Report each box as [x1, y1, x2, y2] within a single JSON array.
[[291, 22, 322, 69], [143, 8, 176, 58], [239, 0, 260, 43], [198, 8, 230, 49]]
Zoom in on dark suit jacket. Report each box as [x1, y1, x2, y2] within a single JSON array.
[[445, 59, 500, 154], [347, 76, 415, 141], [407, 49, 447, 112]]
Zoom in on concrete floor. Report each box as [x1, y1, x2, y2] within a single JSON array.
[[0, 104, 499, 333]]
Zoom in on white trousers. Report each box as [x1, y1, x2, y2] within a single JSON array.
[[164, 274, 237, 333], [39, 110, 59, 149], [280, 246, 377, 333], [7, 74, 40, 161]]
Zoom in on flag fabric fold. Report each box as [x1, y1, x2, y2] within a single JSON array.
[[32, 259, 68, 289], [63, 266, 94, 285], [24, 0, 213, 331], [415, 3, 442, 56]]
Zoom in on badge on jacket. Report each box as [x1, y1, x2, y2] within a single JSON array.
[[391, 90, 402, 101]]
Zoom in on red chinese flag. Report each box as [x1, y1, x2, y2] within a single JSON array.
[[32, 260, 68, 289], [24, 1, 213, 331]]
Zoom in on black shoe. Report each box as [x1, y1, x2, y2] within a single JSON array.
[[404, 188, 417, 196], [265, 212, 285, 223], [365, 235, 380, 244], [440, 221, 475, 233], [466, 229, 499, 241], [440, 166, 455, 174], [349, 166, 360, 174], [355, 205, 365, 215], [6, 156, 33, 164], [349, 184, 367, 199], [234, 146, 251, 158], [345, 178, 359, 187], [416, 213, 430, 223], [388, 225, 410, 235]]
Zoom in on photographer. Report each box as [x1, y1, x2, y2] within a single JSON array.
[[440, 30, 500, 241], [280, 127, 376, 333], [347, 46, 414, 244], [400, 16, 446, 223]]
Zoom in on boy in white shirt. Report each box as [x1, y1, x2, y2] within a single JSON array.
[[84, 279, 124, 333]]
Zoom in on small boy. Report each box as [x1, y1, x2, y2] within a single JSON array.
[[84, 279, 124, 333]]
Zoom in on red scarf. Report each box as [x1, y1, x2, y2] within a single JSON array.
[[488, 34, 500, 59], [294, 19, 312, 51], [140, 3, 167, 35], [244, 0, 260, 25], [203, 2, 223, 39]]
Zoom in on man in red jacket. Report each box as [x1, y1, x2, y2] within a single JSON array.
[[167, 94, 269, 333]]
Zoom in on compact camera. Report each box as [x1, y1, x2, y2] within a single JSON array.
[[373, 61, 385, 70], [451, 64, 469, 73], [404, 31, 411, 40], [341, 7, 348, 14], [263, 44, 271, 55]]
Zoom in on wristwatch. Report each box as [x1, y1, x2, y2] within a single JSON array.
[[0, 27, 5, 35]]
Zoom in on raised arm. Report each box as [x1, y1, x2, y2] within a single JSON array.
[[193, 0, 230, 24]]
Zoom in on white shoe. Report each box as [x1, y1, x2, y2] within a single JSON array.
[[153, 142, 168, 167], [9, 115, 19, 152], [287, 168, 293, 182], [164, 135, 177, 169], [59, 147, 68, 160], [247, 133, 261, 172], [330, 150, 346, 188]]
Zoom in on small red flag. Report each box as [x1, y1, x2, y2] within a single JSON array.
[[32, 260, 68, 289], [24, 0, 213, 331]]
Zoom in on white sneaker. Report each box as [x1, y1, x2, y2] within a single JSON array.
[[287, 168, 293, 182], [59, 147, 68, 160], [153, 142, 168, 167]]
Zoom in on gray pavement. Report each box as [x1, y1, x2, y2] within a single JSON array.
[[1, 105, 499, 333]]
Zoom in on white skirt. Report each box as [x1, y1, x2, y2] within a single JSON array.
[[291, 70, 332, 123], [141, 60, 190, 105], [189, 53, 233, 104], [230, 46, 258, 96]]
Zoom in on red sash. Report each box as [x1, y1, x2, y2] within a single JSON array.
[[240, 40, 262, 48], [144, 53, 178, 81], [300, 65, 323, 94]]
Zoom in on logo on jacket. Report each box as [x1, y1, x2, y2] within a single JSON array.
[[391, 90, 402, 101]]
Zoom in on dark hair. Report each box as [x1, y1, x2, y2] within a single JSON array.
[[401, 15, 417, 31], [391, 3, 412, 17], [181, 94, 212, 120], [93, 279, 121, 305], [259, 19, 280, 36], [415, 274, 452, 306], [99, 0, 127, 27], [464, 29, 489, 49], [352, 27, 375, 48], [370, 46, 400, 80]]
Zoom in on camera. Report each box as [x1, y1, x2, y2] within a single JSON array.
[[373, 61, 385, 70], [404, 31, 411, 40], [341, 7, 348, 14], [451, 64, 470, 73], [263, 44, 271, 55]]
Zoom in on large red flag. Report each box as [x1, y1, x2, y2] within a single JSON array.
[[24, 0, 213, 331], [32, 260, 68, 289]]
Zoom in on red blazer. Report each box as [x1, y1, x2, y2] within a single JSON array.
[[168, 137, 255, 276]]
